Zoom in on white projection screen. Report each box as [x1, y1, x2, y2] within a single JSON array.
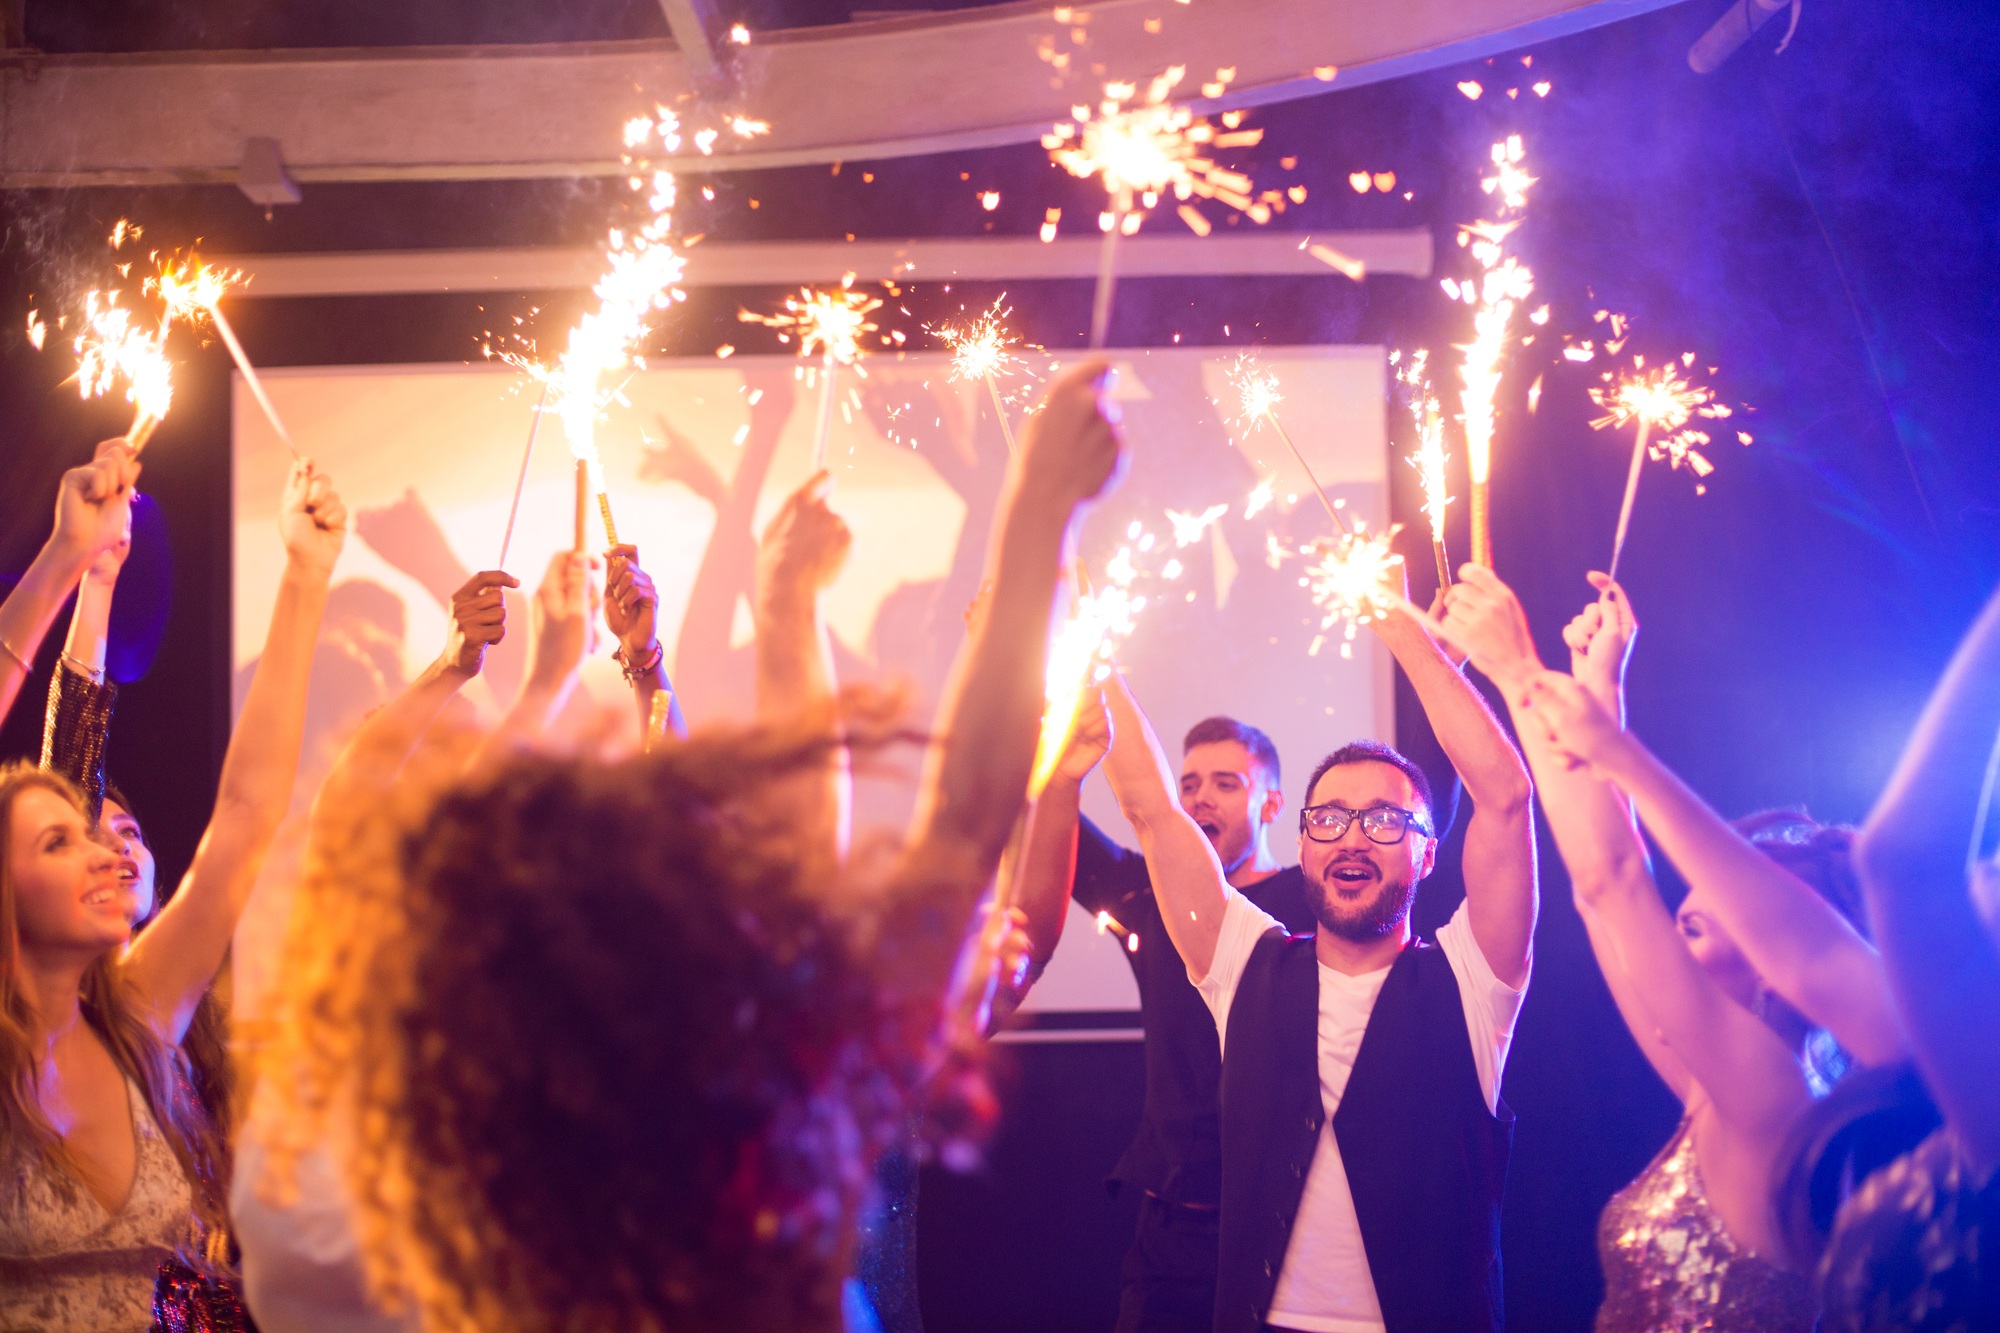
[[230, 346, 1392, 1026]]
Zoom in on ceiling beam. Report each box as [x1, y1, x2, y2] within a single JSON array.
[[208, 229, 1432, 298], [0, 0, 1682, 189]]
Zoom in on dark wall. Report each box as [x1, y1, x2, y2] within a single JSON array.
[[5, 1, 1999, 1330]]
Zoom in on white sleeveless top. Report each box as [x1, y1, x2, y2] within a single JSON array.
[[0, 1078, 191, 1333], [230, 1091, 416, 1333]]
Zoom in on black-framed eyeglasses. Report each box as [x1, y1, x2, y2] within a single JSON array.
[[1299, 802, 1432, 845]]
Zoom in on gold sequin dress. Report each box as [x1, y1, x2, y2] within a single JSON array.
[[1595, 1119, 1818, 1333]]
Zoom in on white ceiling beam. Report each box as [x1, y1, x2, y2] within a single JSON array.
[[208, 229, 1432, 298], [0, 0, 1681, 189]]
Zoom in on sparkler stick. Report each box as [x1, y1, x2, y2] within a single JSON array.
[[152, 256, 298, 457], [813, 364, 838, 469], [1229, 357, 1352, 536], [210, 308, 297, 457], [1606, 419, 1652, 583], [1045, 69, 1272, 351], [934, 299, 1026, 457], [742, 282, 880, 469], [574, 460, 589, 554], [1089, 197, 1128, 350], [497, 384, 549, 571], [598, 493, 621, 548], [1589, 355, 1737, 580]]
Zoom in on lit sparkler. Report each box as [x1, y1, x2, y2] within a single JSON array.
[[741, 277, 883, 468], [932, 297, 1026, 457], [1454, 135, 1537, 568], [1227, 355, 1351, 535], [1044, 66, 1268, 347], [71, 291, 173, 452], [1393, 348, 1453, 588], [1302, 522, 1407, 654], [150, 253, 298, 457], [1030, 569, 1146, 798], [532, 109, 696, 548], [1589, 352, 1742, 580]]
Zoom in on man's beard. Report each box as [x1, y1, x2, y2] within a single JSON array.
[[1306, 860, 1418, 942]]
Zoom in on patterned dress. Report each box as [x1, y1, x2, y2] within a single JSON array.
[[0, 1079, 192, 1333], [1595, 1118, 1819, 1332]]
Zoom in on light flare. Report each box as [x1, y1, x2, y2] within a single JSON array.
[[931, 297, 1031, 457], [1456, 135, 1536, 568], [71, 290, 173, 451], [1302, 523, 1407, 652], [1392, 348, 1453, 587]]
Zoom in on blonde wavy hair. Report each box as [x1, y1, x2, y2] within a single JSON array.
[[254, 698, 958, 1333]]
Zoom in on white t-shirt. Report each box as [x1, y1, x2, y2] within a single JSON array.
[[1196, 891, 1528, 1333]]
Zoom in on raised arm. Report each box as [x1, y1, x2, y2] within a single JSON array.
[[475, 550, 593, 759], [1099, 672, 1231, 979], [1523, 669, 1811, 1135], [1428, 570, 1687, 1096], [752, 472, 854, 863], [1010, 693, 1112, 966], [122, 461, 345, 1041], [1378, 572, 1536, 987], [0, 442, 139, 725], [879, 363, 1125, 998], [1854, 584, 2000, 1174], [603, 543, 688, 744]]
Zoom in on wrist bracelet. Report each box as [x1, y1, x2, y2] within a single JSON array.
[[59, 652, 106, 686], [614, 640, 664, 682], [0, 634, 29, 672]]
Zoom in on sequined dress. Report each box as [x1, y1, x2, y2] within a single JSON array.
[[1595, 1118, 1818, 1333]]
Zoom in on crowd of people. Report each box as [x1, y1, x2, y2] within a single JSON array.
[[0, 361, 1994, 1333]]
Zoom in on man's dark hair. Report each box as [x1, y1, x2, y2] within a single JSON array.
[[1303, 741, 1435, 830], [1182, 717, 1281, 788]]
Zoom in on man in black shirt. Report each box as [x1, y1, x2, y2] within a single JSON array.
[[1012, 711, 1325, 1330]]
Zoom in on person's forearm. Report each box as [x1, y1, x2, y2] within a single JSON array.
[[1377, 614, 1531, 815], [216, 562, 332, 838], [756, 587, 836, 721], [1595, 726, 1904, 1061], [630, 660, 689, 740], [1100, 682, 1228, 976], [1012, 774, 1082, 964], [906, 494, 1068, 867], [1855, 589, 2000, 1169], [885, 489, 1072, 997], [61, 571, 116, 677], [0, 537, 94, 723]]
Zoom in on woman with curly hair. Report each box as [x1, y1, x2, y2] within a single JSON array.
[[249, 361, 1125, 1333], [0, 456, 347, 1331]]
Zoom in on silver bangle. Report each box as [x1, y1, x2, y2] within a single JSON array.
[[0, 634, 30, 672], [59, 652, 105, 685]]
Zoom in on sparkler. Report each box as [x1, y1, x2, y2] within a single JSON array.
[[527, 108, 697, 551], [933, 298, 1026, 457], [1228, 356, 1351, 536], [71, 291, 173, 452], [1029, 570, 1146, 798], [1393, 349, 1453, 588], [150, 254, 298, 457], [1044, 67, 1268, 347], [1302, 522, 1407, 652], [741, 278, 882, 467], [1454, 136, 1537, 568], [1589, 353, 1741, 580]]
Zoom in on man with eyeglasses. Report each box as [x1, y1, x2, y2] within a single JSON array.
[[1095, 602, 1536, 1333]]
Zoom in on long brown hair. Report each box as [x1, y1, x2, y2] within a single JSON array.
[[0, 761, 231, 1267]]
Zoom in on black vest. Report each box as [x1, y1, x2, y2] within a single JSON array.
[[1214, 931, 1513, 1333]]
